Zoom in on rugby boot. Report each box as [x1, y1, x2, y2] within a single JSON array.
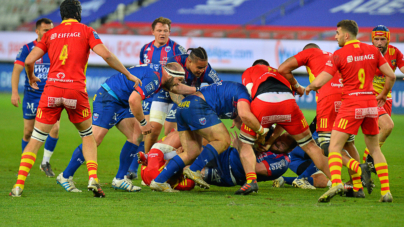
[[235, 180, 258, 195], [40, 162, 55, 177], [365, 155, 376, 174], [137, 151, 148, 165], [353, 188, 366, 198], [112, 176, 141, 192], [56, 173, 82, 192], [273, 176, 285, 188], [360, 163, 373, 194], [344, 184, 354, 197], [379, 192, 393, 203], [183, 168, 210, 189], [150, 180, 179, 192], [9, 186, 23, 197], [126, 171, 138, 180], [318, 184, 344, 202], [292, 178, 316, 189], [88, 178, 105, 198]]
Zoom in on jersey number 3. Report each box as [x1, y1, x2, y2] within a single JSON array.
[[59, 45, 68, 65], [358, 68, 365, 89]]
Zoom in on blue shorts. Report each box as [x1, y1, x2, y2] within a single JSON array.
[[165, 103, 177, 123], [176, 96, 221, 132], [142, 96, 153, 115], [203, 147, 237, 187], [92, 87, 133, 130], [22, 89, 42, 120]]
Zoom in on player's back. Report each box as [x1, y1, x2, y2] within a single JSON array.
[[38, 19, 102, 91], [332, 41, 383, 98]]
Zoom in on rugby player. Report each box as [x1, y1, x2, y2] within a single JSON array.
[[278, 43, 365, 196], [362, 25, 404, 167], [149, 81, 263, 193], [306, 20, 396, 202], [145, 47, 221, 154], [11, 18, 59, 177], [10, 0, 142, 197], [127, 17, 187, 179], [56, 63, 197, 192]]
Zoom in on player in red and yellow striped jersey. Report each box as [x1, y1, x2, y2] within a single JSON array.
[[362, 25, 404, 165]]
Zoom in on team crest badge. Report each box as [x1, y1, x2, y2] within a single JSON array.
[[165, 46, 171, 52], [199, 117, 206, 125], [93, 113, 99, 121]]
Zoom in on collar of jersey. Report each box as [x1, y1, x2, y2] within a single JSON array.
[[62, 19, 79, 24], [344, 40, 360, 46]]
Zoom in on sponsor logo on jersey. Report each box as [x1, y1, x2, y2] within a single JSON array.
[[347, 54, 375, 63], [270, 159, 287, 171], [347, 55, 353, 63], [34, 64, 49, 80], [51, 32, 81, 40], [92, 31, 100, 39], [326, 60, 333, 67], [355, 107, 378, 119], [49, 72, 73, 83], [165, 46, 171, 52], [145, 82, 155, 92], [331, 78, 343, 88], [199, 117, 206, 125]]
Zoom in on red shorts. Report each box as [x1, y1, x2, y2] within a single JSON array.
[[377, 99, 392, 116], [316, 93, 342, 132], [332, 97, 379, 135], [241, 98, 308, 137], [36, 86, 91, 124]]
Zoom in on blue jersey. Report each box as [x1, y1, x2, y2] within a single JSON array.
[[104, 64, 162, 106], [167, 54, 221, 88], [140, 39, 186, 66], [15, 40, 50, 93], [200, 81, 251, 119]]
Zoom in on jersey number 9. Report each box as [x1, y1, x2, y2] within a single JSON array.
[[358, 68, 365, 89]]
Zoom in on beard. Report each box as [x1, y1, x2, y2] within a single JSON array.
[[162, 77, 175, 91], [378, 45, 388, 54]]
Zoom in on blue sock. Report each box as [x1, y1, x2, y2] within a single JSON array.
[[284, 177, 296, 185], [21, 139, 28, 153], [116, 141, 138, 179], [154, 155, 185, 183], [63, 144, 85, 178], [128, 141, 144, 173], [44, 135, 58, 152], [307, 177, 314, 185], [189, 144, 218, 172]]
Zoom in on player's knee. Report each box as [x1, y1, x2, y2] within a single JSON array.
[[49, 123, 60, 137], [79, 126, 93, 138], [31, 127, 49, 143], [23, 126, 34, 139], [296, 133, 313, 147]]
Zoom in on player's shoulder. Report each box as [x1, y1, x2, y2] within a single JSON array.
[[387, 44, 402, 55]]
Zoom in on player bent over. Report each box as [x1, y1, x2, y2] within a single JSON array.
[[56, 63, 197, 192], [11, 18, 60, 177], [10, 0, 142, 197], [306, 20, 396, 202]]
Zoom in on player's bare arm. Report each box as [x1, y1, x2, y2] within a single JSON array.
[[305, 71, 333, 95], [169, 83, 197, 94], [237, 101, 268, 138], [168, 92, 184, 105], [92, 44, 142, 88], [129, 91, 153, 135], [25, 47, 45, 90], [278, 56, 305, 97], [376, 63, 396, 106], [11, 64, 24, 107]]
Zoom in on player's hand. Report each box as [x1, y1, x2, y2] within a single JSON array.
[[230, 131, 241, 150], [11, 93, 21, 107], [254, 143, 270, 153], [29, 76, 41, 90], [305, 85, 313, 95], [141, 122, 153, 135], [376, 93, 387, 107], [295, 85, 305, 97], [175, 147, 184, 154], [230, 119, 236, 129], [128, 74, 142, 88]]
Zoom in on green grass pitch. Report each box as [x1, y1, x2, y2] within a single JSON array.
[[0, 93, 403, 226]]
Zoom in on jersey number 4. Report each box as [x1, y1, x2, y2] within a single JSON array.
[[358, 68, 365, 89], [59, 45, 68, 65]]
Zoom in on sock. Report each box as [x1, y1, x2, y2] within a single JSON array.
[[21, 139, 28, 153], [63, 144, 85, 178], [154, 155, 185, 183], [307, 177, 314, 185], [327, 180, 332, 187], [189, 144, 218, 172], [14, 152, 37, 190], [116, 141, 138, 179], [246, 172, 257, 184], [86, 160, 99, 183], [346, 158, 362, 175], [362, 148, 370, 163], [351, 172, 363, 192], [328, 152, 343, 187], [42, 135, 58, 164], [128, 141, 144, 173], [375, 163, 390, 196], [298, 162, 317, 179], [284, 177, 296, 185]]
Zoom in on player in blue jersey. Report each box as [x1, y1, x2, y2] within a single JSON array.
[[10, 18, 59, 178], [149, 81, 266, 192], [56, 62, 197, 192], [127, 17, 186, 180], [146, 47, 221, 155]]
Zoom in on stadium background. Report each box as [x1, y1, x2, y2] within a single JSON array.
[[1, 0, 404, 113]]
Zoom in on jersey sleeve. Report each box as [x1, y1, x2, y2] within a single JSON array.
[[139, 45, 146, 64], [175, 44, 187, 55], [14, 45, 29, 66], [87, 27, 103, 49], [36, 32, 48, 53], [167, 55, 181, 64], [323, 53, 339, 76], [237, 84, 252, 104], [135, 70, 159, 100], [294, 49, 310, 67], [395, 47, 404, 69], [241, 67, 253, 86], [203, 64, 221, 84]]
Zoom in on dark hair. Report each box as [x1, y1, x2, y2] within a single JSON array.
[[188, 47, 208, 62], [337, 19, 358, 37], [36, 18, 53, 29], [303, 43, 320, 50], [152, 17, 172, 30], [60, 0, 82, 22], [252, 59, 269, 66]]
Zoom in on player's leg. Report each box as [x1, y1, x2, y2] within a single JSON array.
[[40, 120, 60, 177], [21, 91, 38, 152], [22, 119, 35, 151]]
